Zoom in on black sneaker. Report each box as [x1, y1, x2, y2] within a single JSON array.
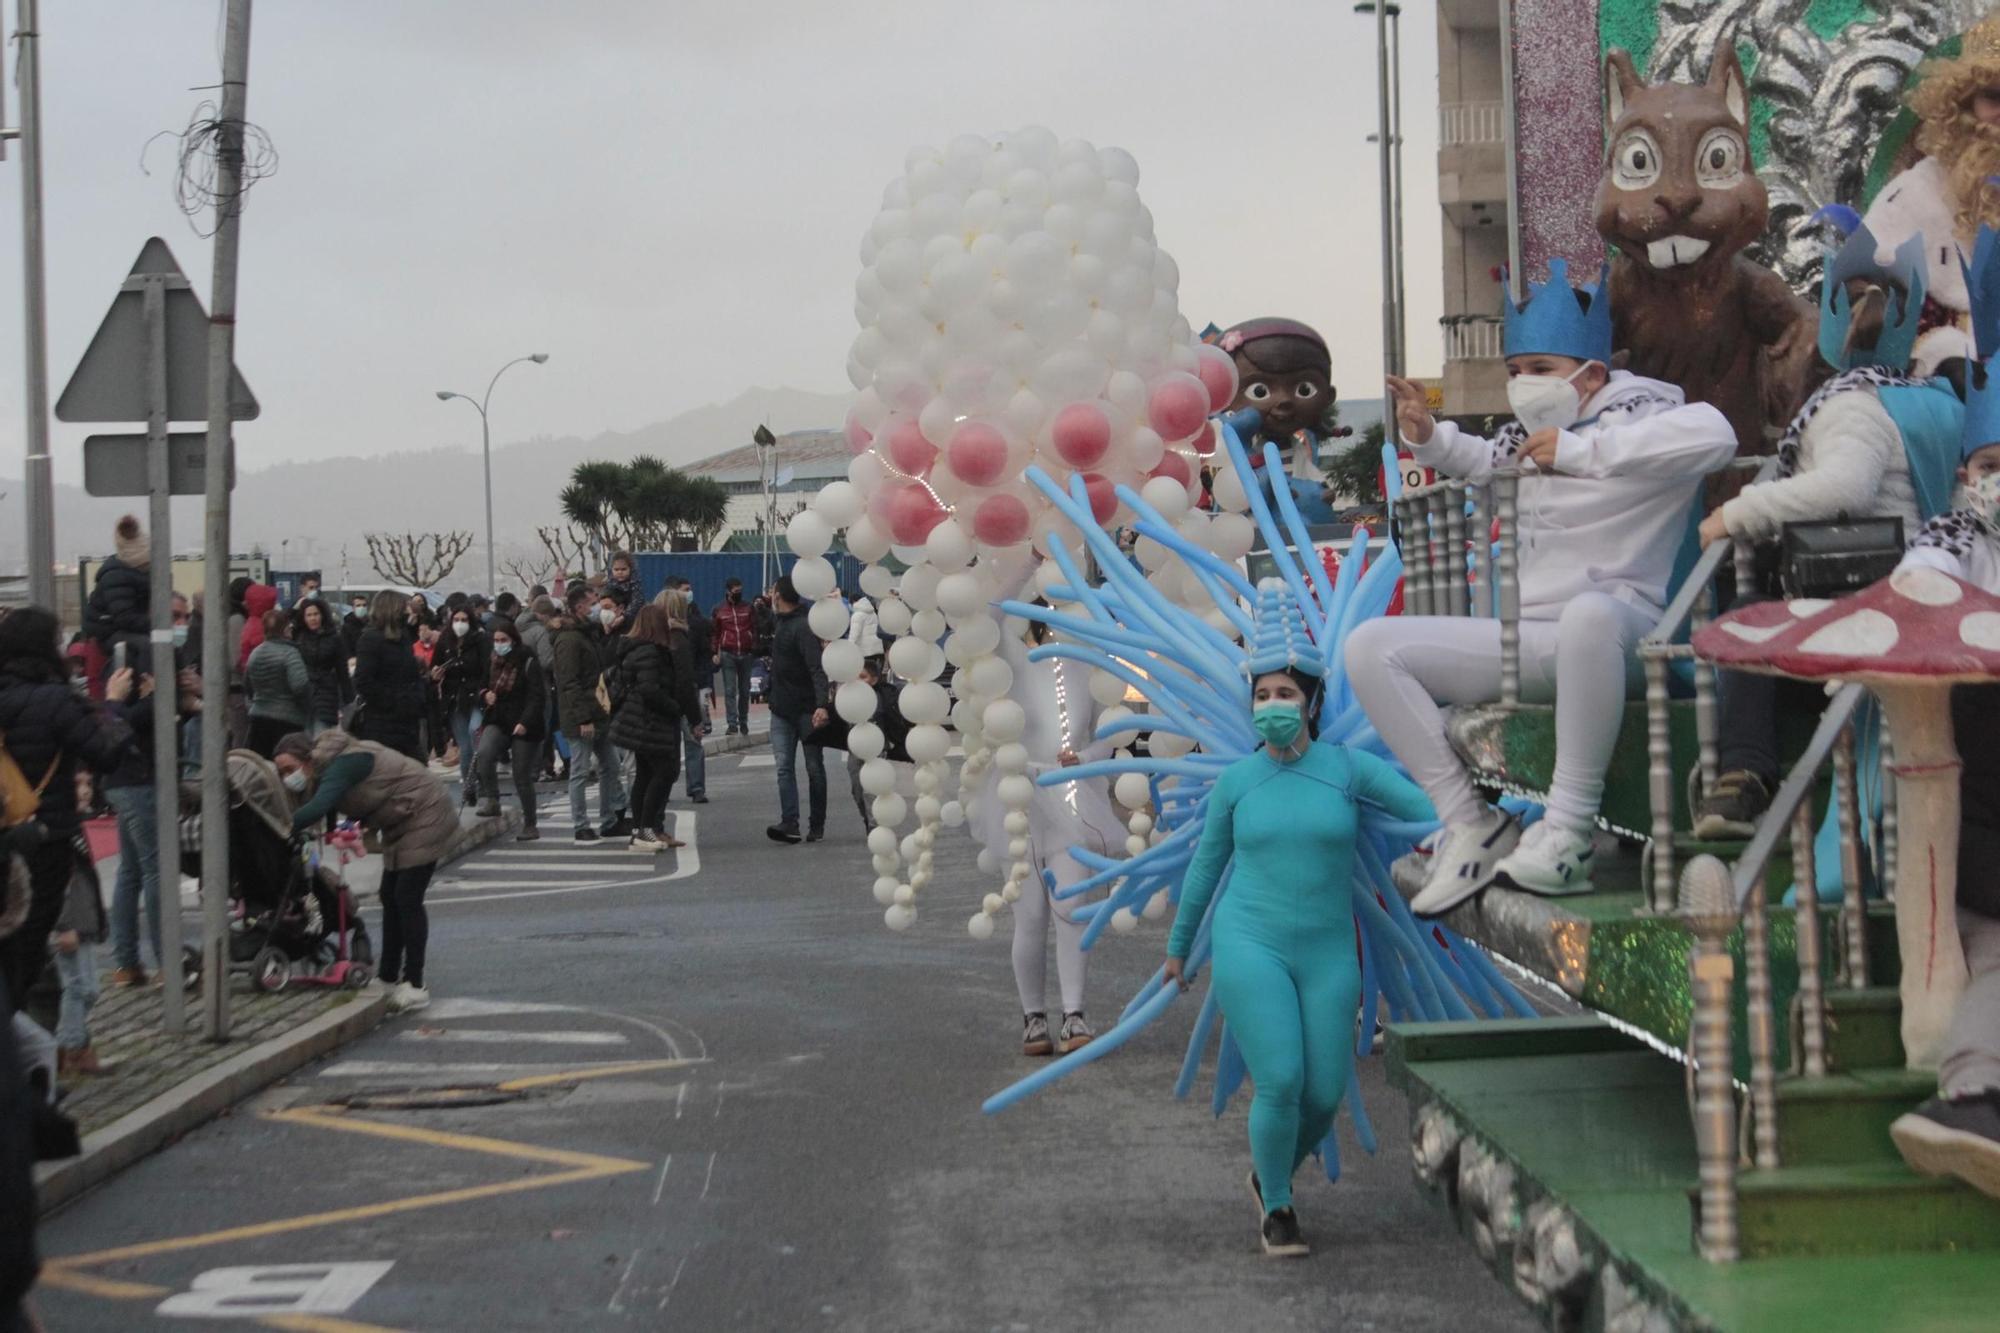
[[573, 826, 601, 844], [691, 793, 709, 804], [805, 827, 825, 843], [1693, 770, 1773, 841], [600, 813, 634, 839], [766, 823, 802, 844], [515, 826, 540, 842], [1022, 1012, 1054, 1057], [1891, 1089, 2000, 1199], [1260, 1206, 1309, 1258], [1057, 1011, 1094, 1054], [1247, 1170, 1265, 1217]]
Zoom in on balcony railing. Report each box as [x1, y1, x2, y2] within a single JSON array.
[[1440, 100, 1504, 147], [1441, 315, 1504, 361]]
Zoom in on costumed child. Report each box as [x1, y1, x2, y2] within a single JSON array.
[[1694, 224, 1966, 837], [1886, 226, 2000, 1195], [1351, 260, 1736, 911], [1163, 581, 1434, 1258], [975, 556, 1123, 1058], [1213, 319, 1342, 527]]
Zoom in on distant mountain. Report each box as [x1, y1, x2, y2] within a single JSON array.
[[0, 384, 853, 578]]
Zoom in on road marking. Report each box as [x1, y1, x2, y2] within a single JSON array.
[[650, 1155, 672, 1205], [675, 1082, 688, 1120], [607, 1247, 645, 1314], [317, 1060, 642, 1080], [418, 997, 574, 1020], [738, 753, 774, 768], [498, 1057, 707, 1091], [660, 1253, 690, 1312], [394, 1029, 628, 1046], [700, 1152, 716, 1201], [447, 859, 625, 873], [432, 811, 698, 905]]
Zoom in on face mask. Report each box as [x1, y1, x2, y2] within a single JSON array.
[[282, 769, 309, 794], [1252, 702, 1304, 750], [352, 606, 366, 618], [172, 625, 189, 648], [728, 590, 742, 602], [452, 621, 470, 638], [598, 609, 618, 627], [1506, 364, 1591, 436], [70, 676, 90, 699], [493, 641, 513, 658], [1968, 472, 2000, 528], [301, 590, 318, 601]]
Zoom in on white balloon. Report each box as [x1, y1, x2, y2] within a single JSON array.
[[976, 847, 999, 876], [1212, 465, 1251, 513], [822, 639, 864, 683], [899, 680, 951, 725], [808, 598, 850, 640], [860, 758, 899, 796], [885, 903, 916, 932], [998, 773, 1034, 807], [1114, 771, 1151, 809], [848, 450, 888, 492], [873, 877, 899, 905], [983, 698, 1027, 743], [900, 833, 922, 863], [913, 796, 942, 825], [1209, 512, 1257, 560], [910, 608, 948, 644], [893, 882, 915, 907], [941, 800, 966, 828], [1111, 907, 1139, 934], [835, 679, 879, 725], [791, 556, 837, 600], [814, 480, 863, 527], [1151, 729, 1196, 759], [787, 510, 834, 559], [1004, 810, 1031, 835], [967, 912, 995, 940], [935, 572, 985, 622], [847, 517, 891, 564], [899, 563, 942, 612], [1128, 812, 1154, 836], [850, 721, 885, 761], [1139, 476, 1190, 520], [905, 724, 950, 766], [888, 635, 935, 681], [924, 519, 973, 569], [1098, 705, 1139, 740], [859, 562, 897, 600], [1142, 891, 1167, 920], [876, 596, 913, 636], [967, 654, 1013, 699], [874, 793, 909, 828], [947, 616, 1000, 661], [1090, 668, 1129, 707], [993, 741, 1029, 773]]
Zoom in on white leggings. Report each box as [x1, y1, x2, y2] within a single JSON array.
[[1344, 592, 1654, 834], [1013, 849, 1089, 1016]]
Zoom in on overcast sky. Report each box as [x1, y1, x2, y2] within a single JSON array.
[[0, 0, 1441, 487]]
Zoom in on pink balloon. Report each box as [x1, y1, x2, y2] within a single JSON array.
[[971, 491, 1032, 546], [946, 420, 1012, 489], [882, 416, 937, 478], [877, 480, 948, 545], [1049, 401, 1112, 470], [1191, 420, 1219, 457], [1149, 450, 1193, 488], [1078, 472, 1118, 524], [1148, 372, 1210, 443], [1194, 344, 1239, 413], [844, 407, 874, 456]]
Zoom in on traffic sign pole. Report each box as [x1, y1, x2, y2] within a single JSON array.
[[142, 272, 189, 1037], [15, 0, 56, 608]]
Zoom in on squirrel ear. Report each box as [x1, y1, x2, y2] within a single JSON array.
[[1604, 49, 1642, 125], [1707, 43, 1749, 127]]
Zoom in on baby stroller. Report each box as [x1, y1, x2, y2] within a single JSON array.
[[179, 750, 373, 993]]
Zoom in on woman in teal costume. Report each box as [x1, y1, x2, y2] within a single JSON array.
[[1164, 617, 1432, 1257]]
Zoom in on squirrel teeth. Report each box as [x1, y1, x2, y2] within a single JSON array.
[[1646, 235, 1713, 269]]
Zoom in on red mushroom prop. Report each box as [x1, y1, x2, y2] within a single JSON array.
[[1693, 565, 2000, 1069]]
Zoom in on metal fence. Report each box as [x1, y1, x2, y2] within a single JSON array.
[[1440, 100, 1505, 147]]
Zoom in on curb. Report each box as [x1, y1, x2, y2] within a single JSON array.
[[702, 727, 767, 759], [34, 989, 390, 1215], [440, 807, 522, 865]]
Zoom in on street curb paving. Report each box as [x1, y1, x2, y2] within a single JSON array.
[[33, 989, 390, 1216], [441, 807, 522, 865], [702, 726, 767, 759]]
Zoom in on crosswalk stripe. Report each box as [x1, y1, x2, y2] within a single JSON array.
[[318, 1059, 639, 1079], [420, 998, 576, 1020], [449, 859, 627, 873], [738, 754, 774, 768], [395, 1030, 628, 1046]]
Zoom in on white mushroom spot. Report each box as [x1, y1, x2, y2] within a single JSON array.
[[1797, 608, 1899, 657], [1787, 599, 1832, 618], [1961, 611, 2000, 651], [1719, 620, 1790, 644], [1890, 564, 1964, 606]]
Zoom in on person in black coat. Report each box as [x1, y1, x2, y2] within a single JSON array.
[[430, 605, 489, 803], [611, 605, 698, 850], [339, 594, 370, 661], [292, 599, 352, 732], [472, 618, 546, 838], [0, 607, 136, 1008], [80, 515, 152, 665], [765, 577, 830, 844], [350, 590, 425, 761]]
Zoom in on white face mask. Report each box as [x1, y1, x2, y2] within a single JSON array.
[[598, 608, 618, 628], [1968, 472, 2000, 528], [1506, 364, 1593, 435], [452, 620, 470, 638], [282, 769, 309, 794]]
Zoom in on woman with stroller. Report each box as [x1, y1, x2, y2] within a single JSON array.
[[611, 604, 699, 851], [472, 618, 546, 840], [431, 605, 488, 804], [243, 608, 313, 759], [275, 729, 456, 1014], [351, 590, 426, 761], [293, 599, 352, 737]]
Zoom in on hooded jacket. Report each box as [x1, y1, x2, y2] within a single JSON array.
[[767, 604, 829, 722], [350, 626, 425, 758], [296, 614, 353, 725], [0, 661, 133, 837], [609, 638, 694, 756], [235, 584, 279, 674], [81, 516, 152, 662], [550, 615, 609, 733]]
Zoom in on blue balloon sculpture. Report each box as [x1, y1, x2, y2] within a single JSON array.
[[978, 420, 1534, 1183]]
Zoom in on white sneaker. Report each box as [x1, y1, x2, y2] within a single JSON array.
[[1494, 819, 1597, 896], [388, 983, 431, 1013], [1410, 811, 1520, 917]]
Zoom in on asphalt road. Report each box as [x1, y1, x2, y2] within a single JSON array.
[[34, 748, 1535, 1332]]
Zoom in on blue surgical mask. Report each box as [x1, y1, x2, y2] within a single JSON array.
[[493, 641, 513, 658], [172, 625, 189, 649], [1252, 703, 1304, 750]]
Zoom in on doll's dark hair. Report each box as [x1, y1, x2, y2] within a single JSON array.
[[1223, 318, 1331, 378]]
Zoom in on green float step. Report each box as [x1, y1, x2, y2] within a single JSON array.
[[1724, 1160, 2000, 1258], [1824, 986, 1906, 1073], [1774, 1068, 1936, 1168]]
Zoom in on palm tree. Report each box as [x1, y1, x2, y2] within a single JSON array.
[[562, 460, 627, 558]]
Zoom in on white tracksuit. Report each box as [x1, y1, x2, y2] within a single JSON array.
[[1346, 372, 1736, 834]]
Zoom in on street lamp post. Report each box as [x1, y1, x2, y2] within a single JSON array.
[[1356, 1, 1405, 380], [437, 353, 549, 594]]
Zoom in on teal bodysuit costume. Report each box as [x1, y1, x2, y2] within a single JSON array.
[[1168, 740, 1434, 1212]]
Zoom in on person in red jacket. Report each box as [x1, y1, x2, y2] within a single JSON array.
[[710, 576, 757, 736]]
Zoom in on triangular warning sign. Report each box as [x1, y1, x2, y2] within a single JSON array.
[[55, 236, 259, 424]]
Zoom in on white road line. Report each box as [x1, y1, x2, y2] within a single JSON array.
[[737, 753, 774, 768], [420, 997, 576, 1020], [317, 1059, 640, 1080], [700, 1152, 716, 1200], [674, 1082, 689, 1120], [651, 1155, 672, 1206], [448, 860, 625, 873], [433, 812, 696, 905], [394, 1029, 628, 1046], [608, 1247, 644, 1314]]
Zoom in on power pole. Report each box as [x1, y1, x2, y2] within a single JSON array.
[[5, 0, 56, 604], [199, 0, 252, 1042]]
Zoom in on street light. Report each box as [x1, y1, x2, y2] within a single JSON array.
[[436, 352, 550, 594], [1356, 2, 1406, 381]]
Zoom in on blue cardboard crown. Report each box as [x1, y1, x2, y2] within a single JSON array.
[[1244, 578, 1325, 679], [1501, 258, 1614, 364], [1819, 222, 1927, 372], [1961, 225, 2000, 458]]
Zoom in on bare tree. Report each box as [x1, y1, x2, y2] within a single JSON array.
[[365, 531, 474, 588], [499, 545, 555, 593], [537, 524, 594, 577]]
